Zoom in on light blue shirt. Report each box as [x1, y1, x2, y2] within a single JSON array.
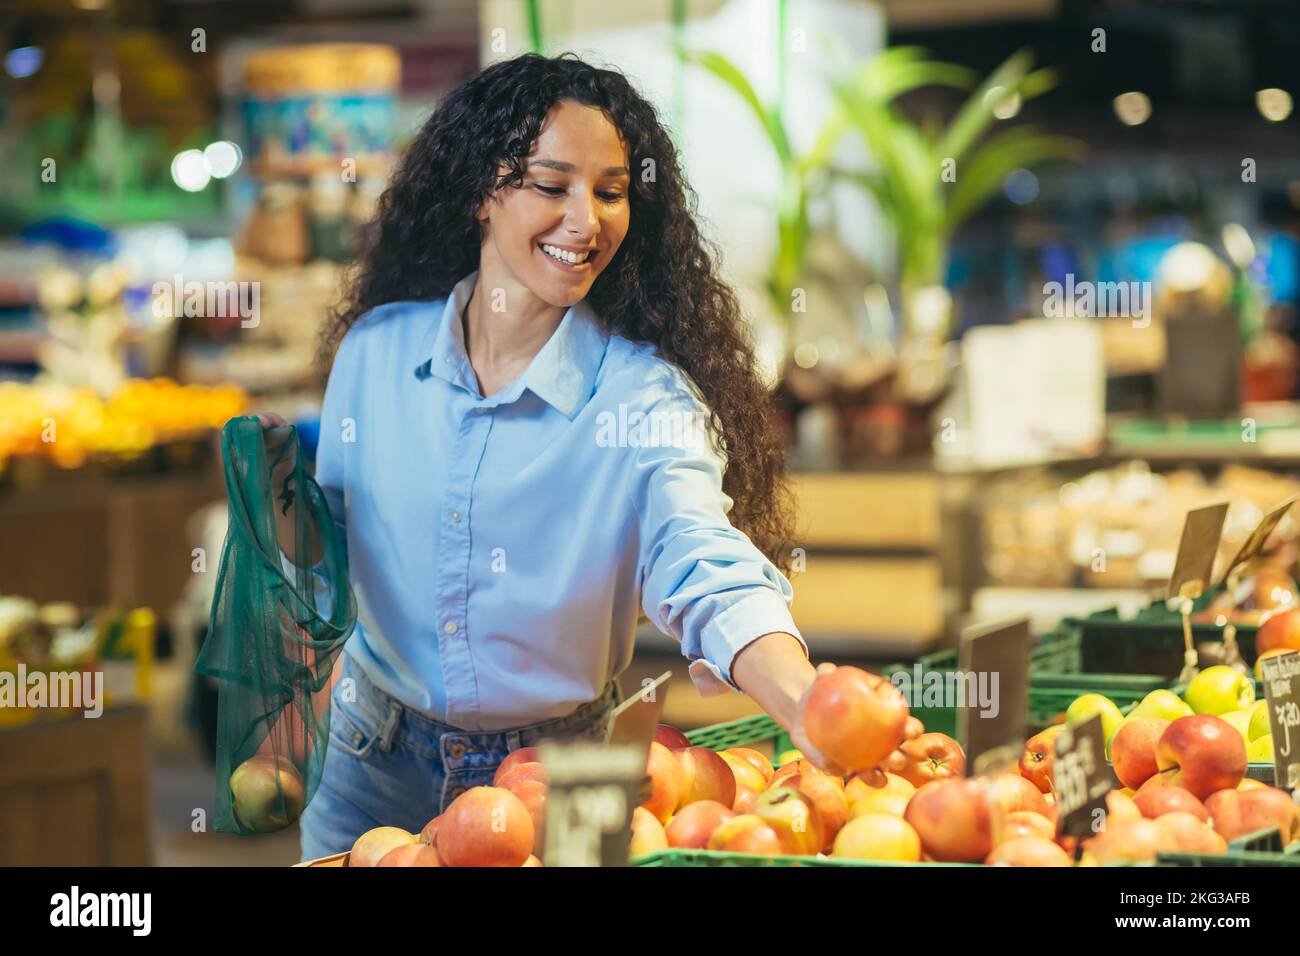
[[316, 271, 803, 731]]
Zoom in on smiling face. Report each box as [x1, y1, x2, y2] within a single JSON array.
[[476, 100, 632, 309]]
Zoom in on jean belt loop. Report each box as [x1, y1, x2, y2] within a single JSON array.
[[376, 699, 402, 753], [506, 729, 522, 752]]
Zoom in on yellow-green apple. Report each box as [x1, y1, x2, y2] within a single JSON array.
[[628, 806, 668, 858], [377, 843, 442, 867], [654, 724, 692, 751], [1205, 787, 1300, 845], [437, 787, 534, 867], [753, 786, 824, 856], [774, 748, 802, 766], [350, 826, 418, 867], [1130, 689, 1193, 722], [897, 732, 966, 788], [1185, 666, 1255, 716], [230, 754, 305, 833], [1020, 726, 1063, 794], [1081, 818, 1176, 865], [801, 666, 910, 772], [781, 772, 850, 850], [1156, 715, 1248, 800], [844, 770, 915, 806], [1248, 700, 1271, 742], [986, 836, 1072, 867], [718, 751, 767, 793], [987, 772, 1050, 818], [848, 789, 910, 819], [1153, 811, 1227, 855], [1133, 782, 1209, 822], [641, 741, 683, 824], [1110, 717, 1170, 790], [1256, 607, 1300, 655], [723, 747, 774, 786], [831, 812, 922, 862], [493, 747, 542, 784], [1218, 710, 1253, 740], [997, 810, 1056, 844], [733, 784, 758, 813], [1066, 694, 1124, 749], [1248, 734, 1274, 762], [904, 778, 993, 863], [675, 746, 737, 808], [706, 813, 784, 854], [665, 799, 734, 849]]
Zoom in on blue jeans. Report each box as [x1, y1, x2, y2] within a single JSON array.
[[299, 655, 619, 861]]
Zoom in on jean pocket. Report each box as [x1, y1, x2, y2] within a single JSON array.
[[329, 697, 381, 759]]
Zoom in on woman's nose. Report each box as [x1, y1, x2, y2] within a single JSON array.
[[564, 192, 599, 235]]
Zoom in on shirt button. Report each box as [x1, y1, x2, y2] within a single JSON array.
[[451, 511, 462, 523], [444, 621, 458, 635]]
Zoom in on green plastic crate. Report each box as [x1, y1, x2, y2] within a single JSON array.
[[1157, 828, 1300, 867], [636, 848, 975, 867], [1055, 604, 1262, 679], [683, 713, 793, 757]]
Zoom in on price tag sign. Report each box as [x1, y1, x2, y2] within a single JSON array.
[[539, 741, 647, 867], [1167, 502, 1229, 600], [958, 617, 1030, 775], [1258, 649, 1300, 793], [1052, 713, 1112, 837], [1219, 497, 1297, 585]]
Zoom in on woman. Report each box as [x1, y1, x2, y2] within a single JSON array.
[[275, 52, 838, 861]]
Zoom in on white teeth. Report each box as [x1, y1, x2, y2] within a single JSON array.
[[541, 243, 590, 265]]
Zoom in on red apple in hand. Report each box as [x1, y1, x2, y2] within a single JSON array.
[[1156, 716, 1247, 801], [897, 733, 966, 788], [904, 778, 992, 862], [1111, 717, 1170, 790], [802, 666, 909, 773], [1019, 727, 1062, 794]]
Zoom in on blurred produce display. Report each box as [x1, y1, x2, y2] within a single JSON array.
[[0, 378, 246, 469], [980, 462, 1300, 589]]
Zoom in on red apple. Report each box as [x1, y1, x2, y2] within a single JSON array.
[[654, 724, 692, 751], [493, 747, 542, 785], [752, 786, 824, 856], [718, 751, 767, 793], [987, 772, 1050, 818], [904, 778, 992, 863], [1111, 717, 1170, 790], [350, 826, 418, 868], [1205, 787, 1300, 845], [419, 815, 442, 847], [724, 747, 775, 786], [897, 733, 966, 788], [642, 741, 683, 824], [1082, 818, 1177, 865], [1154, 811, 1227, 855], [1156, 715, 1247, 800], [903, 716, 925, 740], [1104, 789, 1142, 827], [495, 761, 548, 791], [376, 842, 442, 867], [733, 784, 758, 813], [664, 799, 734, 849], [500, 777, 547, 856], [771, 758, 843, 790], [706, 814, 785, 854], [986, 836, 1072, 867], [802, 666, 910, 773], [437, 786, 534, 867], [676, 746, 737, 808], [997, 810, 1056, 844], [1256, 607, 1300, 655], [781, 772, 850, 851], [1133, 784, 1209, 822], [628, 805, 668, 858], [1019, 727, 1063, 794]]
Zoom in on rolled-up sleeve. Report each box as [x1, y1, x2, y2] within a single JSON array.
[[630, 386, 806, 696]]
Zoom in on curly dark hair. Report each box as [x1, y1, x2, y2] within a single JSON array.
[[322, 52, 795, 572]]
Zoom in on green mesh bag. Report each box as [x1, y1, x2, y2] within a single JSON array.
[[195, 416, 355, 835]]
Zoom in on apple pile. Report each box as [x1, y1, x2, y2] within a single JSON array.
[[1193, 563, 1297, 627]]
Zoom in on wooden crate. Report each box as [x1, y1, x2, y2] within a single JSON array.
[[0, 706, 151, 865]]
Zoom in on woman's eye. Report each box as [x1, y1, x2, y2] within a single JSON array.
[[534, 184, 565, 196], [599, 192, 625, 203]]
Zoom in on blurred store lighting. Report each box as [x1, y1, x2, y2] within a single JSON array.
[[170, 150, 210, 193], [73, 0, 108, 8], [203, 142, 243, 179], [1003, 169, 1039, 205], [4, 46, 44, 79], [1255, 88, 1293, 122], [1221, 223, 1256, 270], [793, 343, 820, 369], [1113, 91, 1152, 126], [1157, 242, 1220, 292]]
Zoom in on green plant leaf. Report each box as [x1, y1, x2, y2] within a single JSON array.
[[944, 128, 1083, 230], [676, 45, 793, 165], [939, 48, 1037, 163]]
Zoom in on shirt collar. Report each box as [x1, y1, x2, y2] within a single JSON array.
[[418, 270, 609, 420]]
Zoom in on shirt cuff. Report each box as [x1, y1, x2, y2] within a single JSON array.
[[688, 589, 807, 697]]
